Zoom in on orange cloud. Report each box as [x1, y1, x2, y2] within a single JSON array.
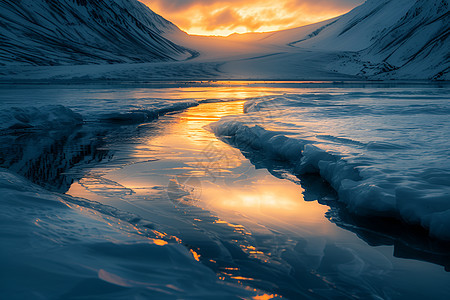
[[142, 0, 363, 36]]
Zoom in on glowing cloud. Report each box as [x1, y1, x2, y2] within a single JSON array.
[[143, 0, 364, 36]]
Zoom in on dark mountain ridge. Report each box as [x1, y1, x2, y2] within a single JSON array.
[[0, 0, 194, 66]]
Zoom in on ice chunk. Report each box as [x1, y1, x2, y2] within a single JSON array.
[[99, 101, 198, 124], [0, 105, 83, 131]]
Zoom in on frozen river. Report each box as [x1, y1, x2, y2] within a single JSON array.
[[1, 82, 449, 299]]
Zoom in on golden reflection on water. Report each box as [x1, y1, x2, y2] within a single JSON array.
[[123, 85, 310, 102], [201, 175, 331, 234], [133, 100, 247, 178], [253, 294, 277, 300], [60, 86, 450, 299], [70, 96, 334, 237], [66, 92, 337, 295], [178, 100, 246, 141], [131, 100, 332, 234]]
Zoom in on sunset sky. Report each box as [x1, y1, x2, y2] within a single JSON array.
[[143, 0, 364, 36]]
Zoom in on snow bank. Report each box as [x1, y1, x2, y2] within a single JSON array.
[[209, 119, 395, 215], [0, 168, 256, 299], [0, 105, 83, 131], [209, 89, 450, 240]]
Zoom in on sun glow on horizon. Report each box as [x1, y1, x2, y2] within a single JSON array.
[[181, 11, 337, 36], [143, 0, 363, 36]]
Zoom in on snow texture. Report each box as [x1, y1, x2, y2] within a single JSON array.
[[0, 0, 447, 80], [260, 0, 450, 80], [0, 0, 194, 66]]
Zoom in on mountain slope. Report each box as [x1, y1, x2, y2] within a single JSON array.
[[260, 0, 449, 80], [363, 0, 449, 79], [0, 0, 194, 66]]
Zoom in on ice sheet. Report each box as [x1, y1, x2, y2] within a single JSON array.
[[0, 168, 258, 299]]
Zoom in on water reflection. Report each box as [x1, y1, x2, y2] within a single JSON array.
[[200, 176, 332, 236], [222, 128, 450, 271], [3, 86, 446, 299], [65, 99, 450, 299], [329, 208, 450, 271]]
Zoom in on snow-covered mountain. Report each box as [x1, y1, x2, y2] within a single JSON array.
[[0, 0, 194, 66], [363, 0, 449, 80], [0, 0, 447, 80], [261, 0, 449, 80]]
